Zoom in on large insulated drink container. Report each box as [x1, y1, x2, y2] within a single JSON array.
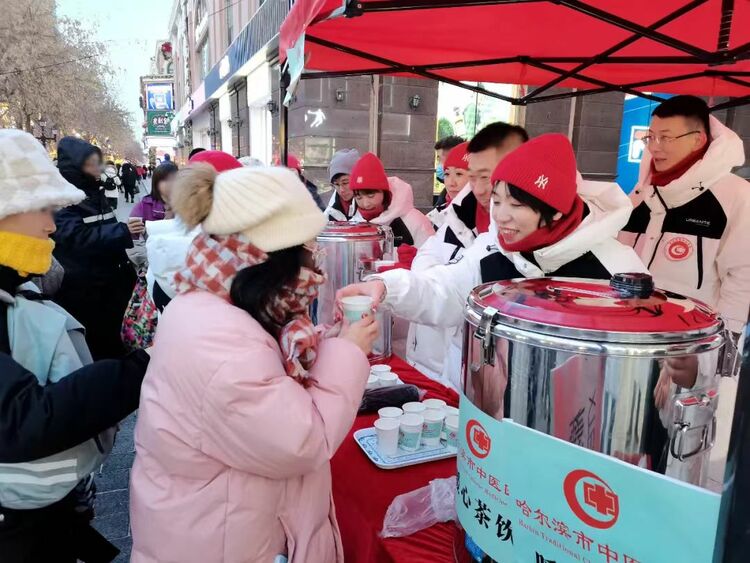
[[316, 222, 394, 361]]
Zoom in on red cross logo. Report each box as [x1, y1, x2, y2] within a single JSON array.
[[583, 482, 618, 516], [563, 469, 620, 529]]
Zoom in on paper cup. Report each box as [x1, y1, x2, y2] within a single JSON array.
[[445, 414, 459, 448], [398, 414, 424, 452], [442, 407, 458, 441], [341, 296, 374, 324], [370, 364, 392, 375], [421, 409, 446, 446], [422, 398, 447, 412], [378, 407, 403, 419], [402, 402, 426, 415], [378, 372, 398, 387], [375, 417, 400, 456], [366, 374, 379, 390]]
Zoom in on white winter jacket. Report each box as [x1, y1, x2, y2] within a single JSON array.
[[324, 191, 357, 222], [619, 116, 750, 334], [352, 176, 435, 248], [406, 185, 480, 381], [374, 178, 647, 390], [145, 218, 200, 305]]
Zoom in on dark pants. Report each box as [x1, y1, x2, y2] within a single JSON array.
[[124, 183, 137, 202], [0, 493, 119, 563], [106, 197, 118, 210], [55, 263, 137, 360]]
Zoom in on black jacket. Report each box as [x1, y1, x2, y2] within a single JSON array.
[[53, 138, 133, 286], [303, 176, 325, 211], [119, 162, 137, 187], [53, 137, 136, 360], [0, 267, 148, 463]]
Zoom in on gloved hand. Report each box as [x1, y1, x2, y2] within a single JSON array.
[[397, 244, 418, 269]]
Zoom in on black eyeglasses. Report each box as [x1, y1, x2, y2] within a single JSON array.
[[641, 131, 700, 146]]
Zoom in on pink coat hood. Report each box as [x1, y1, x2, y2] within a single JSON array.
[[129, 290, 370, 563]]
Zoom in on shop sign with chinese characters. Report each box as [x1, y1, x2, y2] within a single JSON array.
[[456, 394, 721, 563]]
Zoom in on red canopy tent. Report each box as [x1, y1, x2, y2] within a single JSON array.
[[280, 0, 750, 109]]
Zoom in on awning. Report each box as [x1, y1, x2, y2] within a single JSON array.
[[280, 0, 750, 109]]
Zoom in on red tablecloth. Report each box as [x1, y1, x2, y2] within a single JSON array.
[[331, 356, 459, 563]]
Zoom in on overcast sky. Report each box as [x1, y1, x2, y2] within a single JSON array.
[[57, 0, 174, 139]]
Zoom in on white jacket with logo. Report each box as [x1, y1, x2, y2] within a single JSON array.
[[406, 185, 480, 381], [375, 178, 647, 390], [618, 116, 750, 334]]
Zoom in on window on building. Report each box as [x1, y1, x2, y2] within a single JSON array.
[[225, 0, 234, 48], [195, 0, 208, 40], [198, 40, 210, 81]]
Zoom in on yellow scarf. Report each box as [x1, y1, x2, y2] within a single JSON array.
[[0, 231, 55, 277]]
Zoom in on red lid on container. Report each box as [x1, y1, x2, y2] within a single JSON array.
[[471, 275, 720, 340]]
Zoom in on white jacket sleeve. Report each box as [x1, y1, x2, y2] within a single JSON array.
[[412, 224, 452, 273], [405, 209, 438, 249], [373, 242, 483, 329], [715, 191, 750, 334]]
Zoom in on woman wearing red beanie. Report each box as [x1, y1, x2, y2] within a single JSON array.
[[339, 133, 648, 390], [349, 153, 434, 248]]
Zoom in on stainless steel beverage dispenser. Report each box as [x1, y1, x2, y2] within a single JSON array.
[[316, 222, 394, 361], [462, 274, 726, 487]]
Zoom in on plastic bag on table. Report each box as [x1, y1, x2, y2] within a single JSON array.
[[358, 384, 425, 414], [380, 476, 457, 538]]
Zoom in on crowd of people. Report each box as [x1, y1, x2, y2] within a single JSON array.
[[0, 94, 747, 562]]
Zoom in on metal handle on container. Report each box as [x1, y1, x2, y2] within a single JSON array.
[[473, 306, 498, 367], [720, 328, 740, 378], [669, 390, 719, 461]]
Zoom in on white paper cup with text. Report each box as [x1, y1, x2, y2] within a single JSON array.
[[341, 296, 374, 324], [375, 417, 400, 457], [366, 374, 379, 390], [370, 364, 392, 376], [422, 398, 447, 412], [421, 409, 446, 447], [445, 414, 459, 448], [402, 402, 426, 415], [443, 406, 459, 440], [398, 414, 424, 452]]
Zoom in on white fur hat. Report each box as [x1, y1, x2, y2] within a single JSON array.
[[0, 129, 84, 220]]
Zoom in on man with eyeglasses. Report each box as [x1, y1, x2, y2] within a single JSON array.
[[324, 148, 360, 221], [620, 95, 750, 391]]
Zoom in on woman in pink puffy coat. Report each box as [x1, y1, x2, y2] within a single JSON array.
[[129, 163, 378, 562]]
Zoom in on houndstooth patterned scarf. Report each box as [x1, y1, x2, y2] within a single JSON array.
[[174, 232, 325, 384]]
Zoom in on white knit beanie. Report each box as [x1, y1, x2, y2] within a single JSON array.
[[202, 166, 327, 252], [0, 129, 85, 220]]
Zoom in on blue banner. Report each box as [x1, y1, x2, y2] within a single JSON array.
[[457, 394, 720, 563], [615, 94, 672, 194]]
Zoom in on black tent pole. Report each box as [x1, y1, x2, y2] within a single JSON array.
[[279, 67, 290, 167], [717, 329, 750, 562]]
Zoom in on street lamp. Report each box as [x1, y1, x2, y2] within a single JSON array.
[[35, 118, 57, 149]]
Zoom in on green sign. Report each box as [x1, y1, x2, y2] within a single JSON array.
[[457, 394, 721, 563], [146, 110, 174, 136]]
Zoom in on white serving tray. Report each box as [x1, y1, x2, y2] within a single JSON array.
[[353, 427, 457, 470]]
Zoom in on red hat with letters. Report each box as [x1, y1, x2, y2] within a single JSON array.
[[189, 150, 242, 173], [444, 141, 470, 171], [350, 152, 390, 192], [491, 133, 578, 214]]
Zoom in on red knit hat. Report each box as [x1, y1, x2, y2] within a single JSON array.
[[189, 150, 242, 173], [491, 133, 578, 214], [350, 152, 390, 192], [444, 141, 470, 171], [286, 154, 302, 172]]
